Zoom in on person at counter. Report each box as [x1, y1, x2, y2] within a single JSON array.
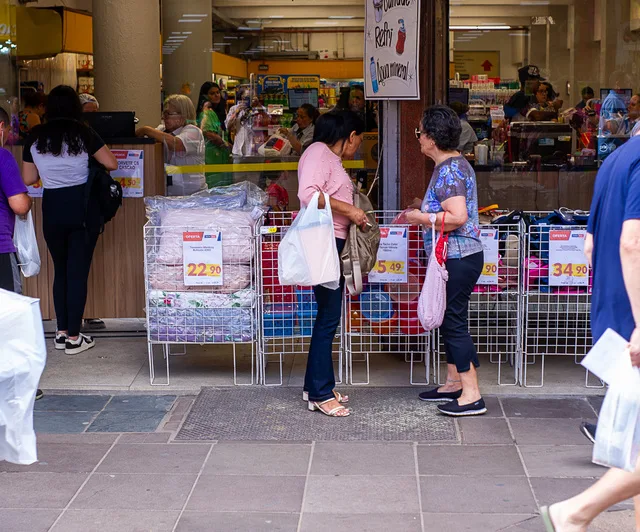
[[196, 82, 231, 188], [18, 91, 47, 140], [628, 93, 640, 127], [526, 82, 560, 121], [278, 103, 319, 155], [79, 93, 99, 113], [349, 85, 377, 130], [21, 85, 118, 356], [136, 94, 206, 196], [575, 86, 595, 110], [504, 64, 543, 121], [449, 101, 478, 154]]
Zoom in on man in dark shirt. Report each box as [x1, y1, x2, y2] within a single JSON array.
[[575, 86, 595, 110], [504, 64, 543, 120]]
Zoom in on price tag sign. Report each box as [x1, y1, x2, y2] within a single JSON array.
[[368, 227, 408, 284], [111, 150, 144, 198], [182, 231, 223, 286], [548, 228, 589, 286], [477, 228, 499, 285]]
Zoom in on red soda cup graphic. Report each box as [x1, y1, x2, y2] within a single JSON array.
[[396, 19, 406, 55]]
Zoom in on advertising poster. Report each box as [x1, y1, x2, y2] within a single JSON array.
[[368, 226, 409, 283], [111, 149, 144, 198], [365, 0, 420, 100], [182, 231, 224, 287], [477, 228, 499, 285], [548, 228, 589, 287]]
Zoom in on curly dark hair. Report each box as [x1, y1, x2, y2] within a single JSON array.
[[420, 104, 462, 151]]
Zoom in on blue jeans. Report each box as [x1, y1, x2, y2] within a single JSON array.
[[304, 238, 345, 402]]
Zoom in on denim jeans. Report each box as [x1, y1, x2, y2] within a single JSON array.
[[441, 251, 484, 373], [304, 238, 345, 402]]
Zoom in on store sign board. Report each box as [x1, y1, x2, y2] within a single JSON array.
[[111, 149, 144, 198], [453, 51, 500, 79], [257, 75, 320, 94], [477, 228, 499, 285], [364, 0, 420, 100], [368, 226, 408, 283], [548, 228, 589, 287], [182, 231, 224, 286]]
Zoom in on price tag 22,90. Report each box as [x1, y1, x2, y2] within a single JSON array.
[[182, 231, 224, 286]]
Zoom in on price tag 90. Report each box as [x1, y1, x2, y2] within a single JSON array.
[[482, 262, 497, 276], [186, 263, 222, 277], [551, 263, 588, 277]]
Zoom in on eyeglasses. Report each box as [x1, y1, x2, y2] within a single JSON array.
[[162, 111, 181, 118], [415, 127, 422, 139]]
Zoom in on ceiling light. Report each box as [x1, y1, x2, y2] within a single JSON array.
[[237, 26, 256, 30], [182, 32, 192, 34], [315, 21, 339, 25], [223, 35, 239, 40], [273, 40, 290, 43], [171, 32, 181, 35], [213, 42, 230, 46], [246, 20, 261, 24], [328, 16, 355, 19], [269, 15, 284, 18], [181, 14, 207, 18], [450, 25, 511, 30], [178, 19, 202, 23]]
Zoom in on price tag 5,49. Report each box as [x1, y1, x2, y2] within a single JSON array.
[[551, 263, 588, 278], [374, 260, 405, 275], [186, 263, 222, 277]]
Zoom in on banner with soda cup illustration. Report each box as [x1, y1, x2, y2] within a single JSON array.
[[365, 0, 420, 100]]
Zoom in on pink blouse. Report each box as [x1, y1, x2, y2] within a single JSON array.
[[297, 142, 353, 239]]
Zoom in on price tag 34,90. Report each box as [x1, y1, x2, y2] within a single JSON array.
[[182, 231, 224, 286], [548, 229, 589, 286]]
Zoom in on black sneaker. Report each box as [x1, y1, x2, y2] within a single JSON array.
[[438, 398, 487, 417], [65, 334, 95, 355], [580, 422, 596, 444], [54, 332, 67, 350], [35, 389, 43, 400], [419, 387, 463, 402], [83, 318, 106, 330]]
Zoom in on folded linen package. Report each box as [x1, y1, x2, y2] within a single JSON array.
[[148, 289, 255, 309]]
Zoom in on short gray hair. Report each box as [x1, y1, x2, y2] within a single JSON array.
[[164, 94, 196, 124], [79, 93, 99, 109]]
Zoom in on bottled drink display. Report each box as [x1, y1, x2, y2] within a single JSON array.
[[369, 57, 379, 94], [396, 19, 406, 55], [373, 0, 383, 23]]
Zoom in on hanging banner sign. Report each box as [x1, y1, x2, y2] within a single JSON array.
[[477, 228, 499, 285], [548, 228, 589, 286], [182, 231, 224, 286], [111, 149, 144, 198], [368, 226, 409, 283], [364, 0, 420, 100]]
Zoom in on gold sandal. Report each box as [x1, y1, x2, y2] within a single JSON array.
[[308, 398, 351, 417], [302, 390, 349, 403]]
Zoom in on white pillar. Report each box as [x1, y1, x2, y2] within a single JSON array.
[[161, 0, 212, 106], [92, 0, 161, 127]]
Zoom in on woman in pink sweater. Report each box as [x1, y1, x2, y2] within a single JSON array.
[[297, 110, 367, 417]]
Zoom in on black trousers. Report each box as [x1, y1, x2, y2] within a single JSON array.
[[442, 251, 484, 373], [304, 238, 346, 402], [0, 252, 21, 293], [42, 185, 99, 337]]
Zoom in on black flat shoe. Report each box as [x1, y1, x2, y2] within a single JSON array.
[[580, 422, 596, 443], [35, 389, 43, 401], [418, 388, 463, 402], [438, 398, 487, 417]]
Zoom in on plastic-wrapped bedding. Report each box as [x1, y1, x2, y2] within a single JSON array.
[[147, 289, 255, 308], [148, 307, 254, 343], [155, 209, 255, 264], [148, 263, 252, 293]]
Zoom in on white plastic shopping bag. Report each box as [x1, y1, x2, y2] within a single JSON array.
[[418, 214, 448, 331], [278, 191, 340, 287], [13, 212, 41, 277], [0, 289, 47, 465]]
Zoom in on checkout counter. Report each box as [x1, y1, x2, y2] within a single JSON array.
[[10, 139, 165, 319]]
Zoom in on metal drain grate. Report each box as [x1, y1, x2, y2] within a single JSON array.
[[176, 387, 458, 442]]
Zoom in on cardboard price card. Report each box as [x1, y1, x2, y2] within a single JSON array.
[[548, 228, 589, 286], [368, 226, 408, 284], [182, 231, 223, 286], [111, 149, 144, 198], [477, 228, 499, 285]]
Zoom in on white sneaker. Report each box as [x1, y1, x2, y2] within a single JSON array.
[[65, 334, 95, 355], [54, 332, 68, 350]]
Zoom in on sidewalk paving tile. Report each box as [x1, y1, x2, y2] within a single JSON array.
[[176, 512, 300, 532], [96, 443, 210, 475], [518, 445, 605, 478], [417, 445, 525, 476], [34, 411, 98, 434], [587, 396, 604, 413], [104, 395, 176, 412], [86, 410, 167, 432], [203, 443, 311, 476], [477, 395, 503, 417], [420, 476, 537, 514], [0, 443, 110, 473], [70, 473, 197, 510], [458, 418, 514, 444], [304, 476, 420, 514], [51, 509, 179, 532], [117, 432, 172, 444], [510, 418, 597, 445], [0, 472, 87, 509], [36, 433, 118, 444], [33, 395, 111, 412], [187, 475, 306, 513], [501, 397, 595, 419], [0, 509, 61, 532], [530, 477, 634, 511], [310, 442, 415, 476], [420, 513, 539, 532], [300, 513, 422, 532]]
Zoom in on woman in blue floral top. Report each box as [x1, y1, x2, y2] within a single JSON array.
[[406, 105, 486, 417]]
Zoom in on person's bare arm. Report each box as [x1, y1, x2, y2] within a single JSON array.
[[93, 146, 118, 171], [405, 196, 468, 231], [620, 219, 640, 365], [316, 193, 367, 226], [584, 232, 594, 266], [203, 131, 226, 147], [22, 161, 39, 186], [136, 126, 186, 153], [8, 192, 31, 216]]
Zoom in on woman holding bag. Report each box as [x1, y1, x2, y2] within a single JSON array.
[[298, 110, 367, 417], [406, 105, 486, 417]]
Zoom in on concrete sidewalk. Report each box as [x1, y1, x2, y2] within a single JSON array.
[[2, 392, 636, 532]]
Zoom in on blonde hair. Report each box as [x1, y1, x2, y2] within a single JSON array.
[[164, 94, 196, 124]]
